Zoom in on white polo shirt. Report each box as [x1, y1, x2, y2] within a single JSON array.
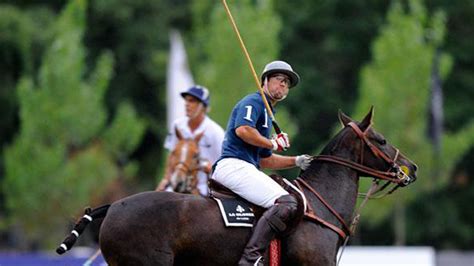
[[164, 116, 225, 195]]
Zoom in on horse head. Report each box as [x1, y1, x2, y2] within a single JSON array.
[[294, 107, 418, 248], [168, 128, 204, 194], [333, 107, 418, 187]]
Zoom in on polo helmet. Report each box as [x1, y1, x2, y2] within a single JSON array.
[[260, 60, 300, 88]]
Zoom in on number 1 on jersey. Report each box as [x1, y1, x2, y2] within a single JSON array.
[[244, 105, 268, 128], [244, 105, 253, 122]]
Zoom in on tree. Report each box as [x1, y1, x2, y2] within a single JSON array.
[[188, 0, 299, 178], [188, 0, 296, 152], [85, 0, 193, 185], [3, 0, 145, 248], [0, 4, 56, 194], [352, 0, 474, 244], [275, 0, 391, 155]]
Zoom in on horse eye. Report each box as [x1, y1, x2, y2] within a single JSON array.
[[379, 139, 387, 145]]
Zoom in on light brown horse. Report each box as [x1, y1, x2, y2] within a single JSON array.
[[57, 109, 417, 265], [162, 128, 204, 195]]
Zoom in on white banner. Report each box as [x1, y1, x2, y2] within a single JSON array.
[[338, 246, 435, 266], [166, 30, 194, 131]]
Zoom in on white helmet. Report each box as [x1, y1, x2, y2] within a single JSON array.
[[260, 60, 300, 88]]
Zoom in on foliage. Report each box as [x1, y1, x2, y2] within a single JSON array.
[[84, 0, 193, 184], [189, 0, 296, 147], [276, 0, 391, 154], [3, 0, 145, 247], [0, 0, 473, 251], [187, 0, 300, 178], [353, 0, 474, 225], [0, 4, 56, 160], [406, 177, 474, 249]]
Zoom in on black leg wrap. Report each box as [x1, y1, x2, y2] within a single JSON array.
[[90, 204, 110, 218], [56, 215, 92, 254], [56, 205, 110, 255]]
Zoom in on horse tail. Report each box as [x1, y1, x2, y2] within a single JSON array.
[[56, 204, 110, 255]]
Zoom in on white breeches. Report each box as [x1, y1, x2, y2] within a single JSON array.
[[211, 158, 288, 208]]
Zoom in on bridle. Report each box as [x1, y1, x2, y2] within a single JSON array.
[[294, 121, 415, 240], [170, 139, 201, 193], [314, 122, 413, 186]]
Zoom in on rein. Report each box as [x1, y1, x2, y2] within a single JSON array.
[[314, 122, 410, 186], [294, 178, 350, 239], [294, 122, 410, 241], [313, 155, 402, 183]]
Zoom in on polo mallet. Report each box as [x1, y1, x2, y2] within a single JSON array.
[[221, 0, 283, 134]]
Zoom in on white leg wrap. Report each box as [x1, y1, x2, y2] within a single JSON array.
[[83, 214, 93, 221], [71, 230, 79, 237], [60, 244, 68, 251]]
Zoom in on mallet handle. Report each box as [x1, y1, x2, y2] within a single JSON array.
[[221, 0, 282, 134]]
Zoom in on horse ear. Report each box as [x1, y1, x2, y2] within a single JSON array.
[[338, 109, 353, 127], [194, 131, 204, 143], [175, 127, 183, 140], [359, 106, 374, 131]]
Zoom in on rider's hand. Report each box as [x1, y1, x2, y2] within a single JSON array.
[[271, 132, 290, 151], [156, 179, 169, 191], [295, 154, 312, 170], [199, 159, 212, 174]]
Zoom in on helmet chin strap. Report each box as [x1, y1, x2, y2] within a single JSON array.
[[278, 92, 288, 101], [264, 77, 287, 102]]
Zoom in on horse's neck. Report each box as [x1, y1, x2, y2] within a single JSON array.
[[302, 150, 360, 224]]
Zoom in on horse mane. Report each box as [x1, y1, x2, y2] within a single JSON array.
[[300, 126, 353, 180]]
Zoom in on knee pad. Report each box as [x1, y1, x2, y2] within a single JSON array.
[[274, 194, 298, 220], [263, 194, 298, 233]]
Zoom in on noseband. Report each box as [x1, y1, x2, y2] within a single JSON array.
[[170, 140, 201, 193], [172, 141, 200, 175], [313, 122, 413, 186], [294, 121, 414, 240]]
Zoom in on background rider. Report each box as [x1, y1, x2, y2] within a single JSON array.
[[157, 85, 225, 196]]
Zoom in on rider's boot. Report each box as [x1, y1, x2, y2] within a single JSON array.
[[238, 194, 298, 266], [238, 213, 275, 266]]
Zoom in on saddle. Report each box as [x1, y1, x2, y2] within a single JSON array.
[[208, 175, 305, 235]]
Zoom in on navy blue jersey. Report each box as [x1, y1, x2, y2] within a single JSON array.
[[219, 92, 275, 168]]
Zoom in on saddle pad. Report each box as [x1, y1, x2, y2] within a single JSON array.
[[212, 197, 255, 227]]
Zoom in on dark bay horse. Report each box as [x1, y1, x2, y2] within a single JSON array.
[[56, 108, 417, 265]]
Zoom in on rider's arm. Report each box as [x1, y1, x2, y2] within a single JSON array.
[[260, 153, 297, 170], [157, 122, 179, 191], [156, 153, 173, 191], [235, 125, 273, 149]]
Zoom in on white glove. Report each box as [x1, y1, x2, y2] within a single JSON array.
[[199, 159, 210, 169], [199, 159, 212, 174], [295, 154, 312, 170], [271, 133, 290, 151]]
